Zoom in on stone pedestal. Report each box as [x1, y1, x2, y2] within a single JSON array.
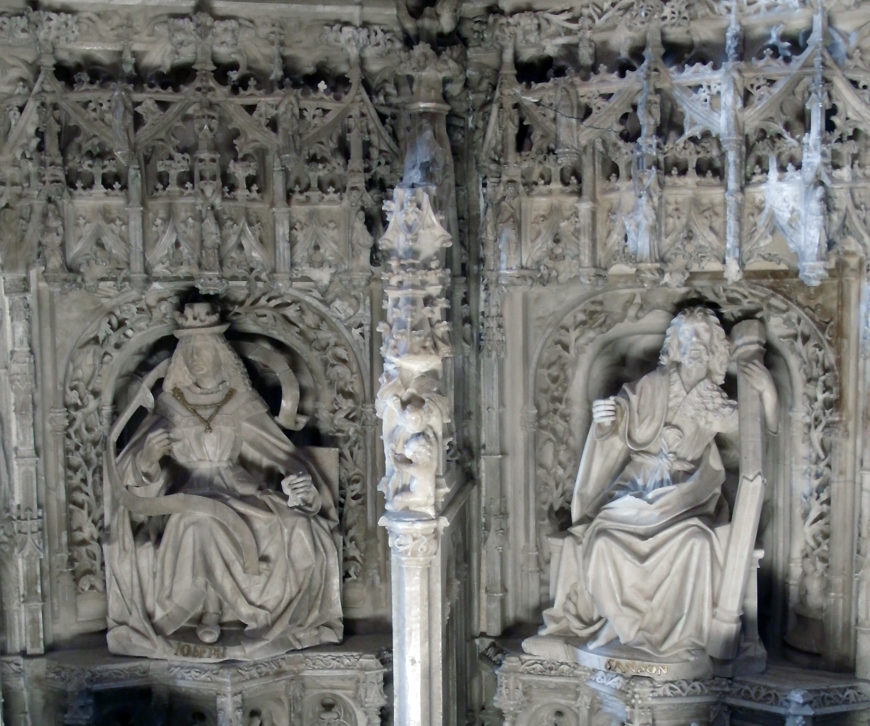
[[495, 653, 870, 726], [0, 638, 388, 726]]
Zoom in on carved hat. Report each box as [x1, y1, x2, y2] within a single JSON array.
[[173, 302, 230, 338]]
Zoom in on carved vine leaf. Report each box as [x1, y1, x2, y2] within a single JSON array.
[[533, 296, 625, 566], [704, 283, 838, 617]]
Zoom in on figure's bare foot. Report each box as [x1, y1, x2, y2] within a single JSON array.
[[196, 612, 221, 644]]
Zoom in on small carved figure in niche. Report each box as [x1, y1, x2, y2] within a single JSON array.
[[529, 307, 777, 658], [377, 371, 449, 515], [111, 83, 135, 167], [105, 303, 342, 659], [43, 202, 65, 273], [200, 207, 221, 272], [496, 180, 520, 269]]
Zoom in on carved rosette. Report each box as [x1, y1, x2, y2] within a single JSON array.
[[376, 184, 453, 518]]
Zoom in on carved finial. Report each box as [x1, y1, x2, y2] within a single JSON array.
[[726, 2, 741, 62]]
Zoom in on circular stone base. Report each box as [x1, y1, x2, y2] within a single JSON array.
[[522, 635, 712, 681]]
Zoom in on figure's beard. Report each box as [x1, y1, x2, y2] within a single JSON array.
[[679, 358, 708, 387]]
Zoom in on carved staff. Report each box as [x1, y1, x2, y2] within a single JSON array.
[[708, 319, 768, 660]]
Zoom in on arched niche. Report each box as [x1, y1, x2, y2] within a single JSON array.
[[530, 284, 838, 657], [60, 287, 373, 625]]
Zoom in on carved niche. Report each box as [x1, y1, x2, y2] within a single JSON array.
[[62, 289, 372, 631], [531, 285, 838, 654]]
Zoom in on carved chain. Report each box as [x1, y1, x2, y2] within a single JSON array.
[[172, 387, 236, 432]]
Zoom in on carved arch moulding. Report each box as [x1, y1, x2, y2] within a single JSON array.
[[530, 283, 839, 652], [60, 286, 375, 627]]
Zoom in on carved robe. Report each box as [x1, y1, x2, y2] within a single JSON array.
[[542, 367, 737, 656], [105, 386, 342, 659]]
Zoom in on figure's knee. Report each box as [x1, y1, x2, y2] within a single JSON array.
[[685, 526, 713, 552]]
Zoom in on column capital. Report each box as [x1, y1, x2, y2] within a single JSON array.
[[379, 514, 445, 561]]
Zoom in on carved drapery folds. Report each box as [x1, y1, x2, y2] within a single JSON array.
[[0, 7, 404, 636], [532, 285, 838, 656], [63, 289, 369, 610]]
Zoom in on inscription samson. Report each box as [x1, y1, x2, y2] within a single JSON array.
[[603, 659, 669, 677]]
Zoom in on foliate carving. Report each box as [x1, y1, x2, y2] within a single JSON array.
[[533, 293, 645, 563], [147, 214, 199, 276], [377, 185, 453, 517], [7, 12, 404, 285], [650, 678, 726, 698], [304, 653, 364, 670], [534, 283, 838, 625], [701, 284, 838, 629], [104, 303, 342, 660], [64, 287, 369, 596], [68, 211, 129, 280], [470, 6, 863, 284], [225, 291, 368, 581], [533, 305, 777, 660], [385, 528, 440, 559], [64, 291, 180, 593], [290, 206, 347, 271], [519, 659, 586, 678]]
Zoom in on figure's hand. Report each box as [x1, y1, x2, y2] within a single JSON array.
[[592, 398, 618, 426], [139, 430, 172, 476], [281, 472, 319, 511]]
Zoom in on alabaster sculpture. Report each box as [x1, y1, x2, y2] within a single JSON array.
[[104, 303, 342, 660], [527, 307, 777, 662]]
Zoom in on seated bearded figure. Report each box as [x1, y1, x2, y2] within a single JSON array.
[[105, 303, 342, 660], [528, 307, 777, 660]]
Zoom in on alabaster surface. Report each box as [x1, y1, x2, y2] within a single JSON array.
[[104, 304, 342, 660], [526, 307, 776, 664]]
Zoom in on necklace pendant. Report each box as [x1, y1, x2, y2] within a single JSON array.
[[204, 423, 212, 433]]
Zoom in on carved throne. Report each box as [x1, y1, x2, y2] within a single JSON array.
[[101, 331, 342, 661], [534, 317, 772, 680]]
